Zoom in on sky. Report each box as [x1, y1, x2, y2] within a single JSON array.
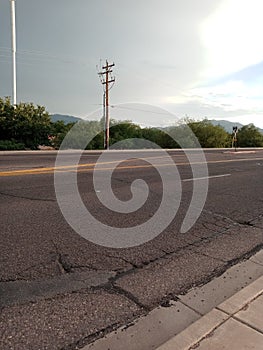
[[1, 0, 263, 128]]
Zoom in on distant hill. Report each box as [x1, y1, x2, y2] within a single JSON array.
[[208, 119, 244, 133], [208, 119, 263, 133], [51, 114, 81, 124], [50, 114, 263, 134]]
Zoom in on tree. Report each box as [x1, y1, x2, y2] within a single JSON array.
[[49, 120, 75, 149], [0, 97, 51, 149], [109, 121, 142, 148], [187, 120, 230, 148], [59, 120, 103, 150], [237, 124, 263, 147], [167, 123, 198, 148], [0, 97, 16, 141], [142, 127, 178, 148]]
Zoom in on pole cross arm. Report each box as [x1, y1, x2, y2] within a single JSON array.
[[102, 63, 115, 69], [99, 70, 113, 75], [102, 78, 115, 85]]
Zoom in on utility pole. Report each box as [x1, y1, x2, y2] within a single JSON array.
[[10, 0, 17, 105], [98, 60, 115, 150]]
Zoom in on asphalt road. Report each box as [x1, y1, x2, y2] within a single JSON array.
[[0, 149, 263, 350]]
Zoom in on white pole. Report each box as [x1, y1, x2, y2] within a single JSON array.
[[10, 0, 17, 105]]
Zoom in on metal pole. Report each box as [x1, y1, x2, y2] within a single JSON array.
[[10, 0, 17, 105]]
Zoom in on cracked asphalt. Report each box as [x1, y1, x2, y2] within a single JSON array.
[[0, 149, 263, 350]]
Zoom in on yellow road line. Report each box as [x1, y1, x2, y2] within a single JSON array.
[[70, 156, 263, 174], [0, 155, 168, 176], [1, 156, 263, 177]]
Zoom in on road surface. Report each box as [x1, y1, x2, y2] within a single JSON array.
[[0, 149, 262, 350]]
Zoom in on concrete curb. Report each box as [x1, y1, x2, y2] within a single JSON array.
[[157, 276, 263, 350], [1, 147, 263, 155], [83, 249, 263, 350]]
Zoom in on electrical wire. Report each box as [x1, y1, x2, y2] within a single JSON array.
[[0, 46, 91, 68], [117, 62, 179, 91], [110, 105, 174, 116]]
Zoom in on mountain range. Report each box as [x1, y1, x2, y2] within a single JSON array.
[[209, 120, 244, 133], [51, 114, 81, 124], [51, 114, 263, 133]]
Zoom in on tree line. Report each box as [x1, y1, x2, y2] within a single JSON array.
[[1, 97, 263, 150]]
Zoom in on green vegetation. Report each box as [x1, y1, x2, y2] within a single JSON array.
[[1, 97, 263, 150], [187, 119, 230, 148], [237, 124, 263, 147], [0, 97, 51, 149], [0, 139, 25, 150]]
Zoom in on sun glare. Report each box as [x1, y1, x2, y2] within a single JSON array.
[[201, 0, 263, 78]]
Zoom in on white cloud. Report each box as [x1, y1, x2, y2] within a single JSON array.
[[161, 78, 263, 128], [191, 80, 263, 112], [201, 0, 263, 78], [162, 1, 263, 128]]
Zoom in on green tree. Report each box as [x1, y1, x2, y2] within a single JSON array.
[[0, 97, 16, 141], [187, 120, 230, 148], [59, 120, 102, 150], [142, 127, 178, 148], [0, 97, 51, 149], [167, 123, 198, 148], [109, 121, 142, 148], [237, 124, 263, 147], [50, 120, 75, 149]]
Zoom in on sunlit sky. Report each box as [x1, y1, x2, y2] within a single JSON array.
[[1, 0, 263, 127]]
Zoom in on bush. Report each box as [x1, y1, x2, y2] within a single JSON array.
[[0, 97, 51, 149], [0, 140, 25, 150], [237, 124, 263, 147]]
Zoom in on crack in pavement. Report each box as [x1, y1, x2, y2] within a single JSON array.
[[101, 283, 150, 311], [1, 211, 262, 310], [60, 322, 121, 350], [0, 190, 55, 202], [51, 240, 96, 273], [0, 203, 261, 350], [202, 208, 241, 226], [89, 211, 263, 286], [0, 270, 116, 308]]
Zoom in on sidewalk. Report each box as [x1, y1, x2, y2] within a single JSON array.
[[157, 275, 263, 350], [84, 250, 263, 350]]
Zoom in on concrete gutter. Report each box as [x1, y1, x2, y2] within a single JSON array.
[[157, 275, 263, 350], [82, 249, 263, 350]]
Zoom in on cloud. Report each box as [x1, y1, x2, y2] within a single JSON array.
[[190, 81, 263, 111], [219, 61, 263, 83], [201, 0, 263, 78], [163, 90, 263, 128], [2, 0, 263, 129]]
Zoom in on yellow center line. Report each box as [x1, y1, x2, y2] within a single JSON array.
[[74, 156, 263, 173], [1, 156, 262, 177], [0, 155, 170, 176]]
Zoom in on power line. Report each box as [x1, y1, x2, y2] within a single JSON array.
[[0, 46, 91, 68], [110, 104, 175, 116], [117, 62, 180, 92]]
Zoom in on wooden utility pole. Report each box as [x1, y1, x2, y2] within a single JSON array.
[[98, 60, 115, 150]]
